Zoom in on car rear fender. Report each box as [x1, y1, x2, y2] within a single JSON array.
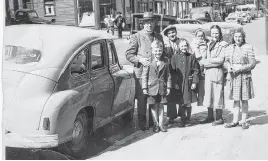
[[40, 89, 96, 143]]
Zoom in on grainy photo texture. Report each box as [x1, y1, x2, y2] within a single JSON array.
[[2, 0, 268, 159]]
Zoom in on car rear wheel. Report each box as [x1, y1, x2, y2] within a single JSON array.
[[58, 109, 91, 159]]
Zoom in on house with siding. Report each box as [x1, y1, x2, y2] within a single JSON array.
[[7, 0, 132, 26]]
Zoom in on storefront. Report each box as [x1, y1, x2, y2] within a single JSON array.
[[137, 0, 191, 18], [13, 0, 128, 27]]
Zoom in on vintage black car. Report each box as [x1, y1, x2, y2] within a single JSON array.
[[128, 13, 177, 39], [13, 9, 55, 24]]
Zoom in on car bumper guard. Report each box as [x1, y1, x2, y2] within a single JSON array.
[[4, 132, 59, 148]]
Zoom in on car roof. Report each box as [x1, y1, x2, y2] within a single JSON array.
[[178, 19, 197, 21], [204, 22, 243, 29], [131, 13, 177, 19], [4, 25, 110, 73], [16, 9, 36, 12]]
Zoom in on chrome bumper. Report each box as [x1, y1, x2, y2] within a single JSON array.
[[4, 132, 58, 148]]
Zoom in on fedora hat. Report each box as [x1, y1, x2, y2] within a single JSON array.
[[142, 12, 156, 20], [163, 25, 177, 36]]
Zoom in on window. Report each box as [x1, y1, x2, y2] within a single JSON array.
[[28, 11, 38, 18], [91, 43, 104, 70], [5, 45, 42, 64], [71, 48, 88, 77], [107, 42, 117, 65], [44, 0, 55, 16], [16, 11, 28, 19]]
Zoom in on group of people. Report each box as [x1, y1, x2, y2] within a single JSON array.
[[104, 12, 126, 38], [125, 12, 256, 133]]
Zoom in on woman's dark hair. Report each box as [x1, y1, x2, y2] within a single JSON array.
[[210, 25, 223, 42], [231, 28, 246, 45]]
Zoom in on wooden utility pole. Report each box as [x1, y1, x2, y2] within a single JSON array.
[[5, 0, 11, 25], [265, 0, 268, 55], [122, 0, 126, 17], [93, 0, 101, 30]]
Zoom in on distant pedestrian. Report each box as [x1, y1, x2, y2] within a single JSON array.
[[114, 12, 126, 39], [191, 29, 209, 107], [224, 29, 256, 130], [104, 15, 109, 32], [199, 25, 228, 126], [142, 40, 171, 133], [170, 38, 199, 127], [104, 15, 115, 35]]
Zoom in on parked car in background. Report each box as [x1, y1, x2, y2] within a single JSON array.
[[129, 13, 177, 39], [3, 25, 135, 159], [235, 4, 256, 20], [225, 13, 244, 24], [177, 18, 205, 24], [240, 12, 252, 23], [246, 4, 258, 19], [190, 7, 223, 22], [12, 9, 55, 25]]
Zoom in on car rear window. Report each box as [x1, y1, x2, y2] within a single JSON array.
[[5, 45, 42, 64], [28, 11, 38, 18]]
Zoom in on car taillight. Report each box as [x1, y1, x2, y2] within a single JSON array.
[[43, 117, 50, 130]]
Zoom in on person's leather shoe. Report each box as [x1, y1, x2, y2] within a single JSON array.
[[178, 121, 186, 128], [224, 122, 239, 128], [153, 125, 160, 133], [200, 117, 215, 124], [140, 125, 149, 131], [212, 119, 224, 126], [159, 125, 167, 132], [241, 121, 250, 130]]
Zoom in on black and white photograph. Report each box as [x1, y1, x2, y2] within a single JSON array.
[[1, 0, 268, 159]]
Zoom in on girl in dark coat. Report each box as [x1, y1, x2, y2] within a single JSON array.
[[171, 38, 199, 127]]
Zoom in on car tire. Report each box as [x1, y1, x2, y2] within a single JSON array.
[[58, 109, 91, 159]]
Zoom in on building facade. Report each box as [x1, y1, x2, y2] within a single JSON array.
[[6, 0, 131, 26], [136, 0, 198, 18]]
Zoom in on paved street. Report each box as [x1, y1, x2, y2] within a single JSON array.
[[5, 18, 268, 160], [89, 17, 268, 160]]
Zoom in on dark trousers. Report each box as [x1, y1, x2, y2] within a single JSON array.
[[135, 77, 147, 129], [117, 26, 123, 38], [135, 77, 154, 129], [167, 103, 177, 119]]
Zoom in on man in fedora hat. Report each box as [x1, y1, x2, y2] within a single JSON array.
[[125, 12, 165, 131], [114, 11, 125, 39]]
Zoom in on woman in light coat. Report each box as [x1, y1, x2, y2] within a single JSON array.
[[199, 25, 228, 126]]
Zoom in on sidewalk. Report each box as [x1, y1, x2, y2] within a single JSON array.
[[90, 56, 268, 160]]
